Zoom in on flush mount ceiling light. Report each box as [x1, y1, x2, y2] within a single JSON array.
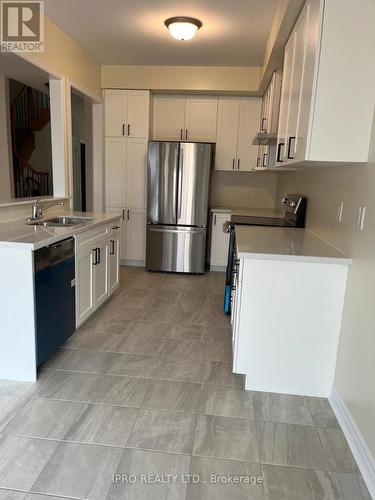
[[164, 16, 202, 41]]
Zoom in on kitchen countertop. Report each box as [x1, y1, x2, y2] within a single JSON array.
[[210, 206, 285, 218], [0, 210, 121, 250], [236, 226, 351, 265]]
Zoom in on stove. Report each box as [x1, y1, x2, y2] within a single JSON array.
[[223, 194, 307, 314]]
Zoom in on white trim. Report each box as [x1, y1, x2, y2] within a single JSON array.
[[329, 388, 375, 498]]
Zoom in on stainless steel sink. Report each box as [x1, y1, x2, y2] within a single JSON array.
[[27, 216, 95, 227]]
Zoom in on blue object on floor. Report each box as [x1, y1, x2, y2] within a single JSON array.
[[224, 284, 231, 314]]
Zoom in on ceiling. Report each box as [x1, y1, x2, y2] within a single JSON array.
[[44, 0, 279, 66]]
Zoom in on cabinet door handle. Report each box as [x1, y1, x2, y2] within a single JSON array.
[[256, 157, 260, 168], [180, 129, 183, 140], [110, 240, 115, 255], [287, 136, 295, 159], [214, 214, 217, 225], [127, 124, 130, 136], [96, 248, 101, 264], [93, 248, 97, 265], [237, 158, 240, 170], [232, 158, 235, 170], [277, 142, 284, 163], [261, 117, 267, 131], [127, 209, 130, 220], [185, 129, 188, 140], [112, 224, 120, 229], [122, 124, 126, 136], [122, 209, 126, 220], [262, 153, 268, 168]]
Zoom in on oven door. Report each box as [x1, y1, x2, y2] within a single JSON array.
[[224, 223, 236, 314]]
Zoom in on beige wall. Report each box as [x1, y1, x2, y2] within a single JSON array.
[[276, 162, 375, 455], [102, 65, 261, 94], [20, 16, 101, 99], [210, 171, 277, 209]]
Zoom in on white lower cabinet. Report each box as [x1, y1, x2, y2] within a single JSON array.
[[210, 212, 231, 268], [107, 207, 146, 263], [109, 230, 120, 294], [75, 219, 121, 328], [76, 242, 95, 325]]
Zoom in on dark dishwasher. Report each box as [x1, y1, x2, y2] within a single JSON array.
[[34, 237, 76, 366]]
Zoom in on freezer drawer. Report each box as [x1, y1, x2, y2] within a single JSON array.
[[146, 225, 207, 273]]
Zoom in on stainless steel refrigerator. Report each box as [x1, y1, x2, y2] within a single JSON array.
[[146, 141, 213, 273]]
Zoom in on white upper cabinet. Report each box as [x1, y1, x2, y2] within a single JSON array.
[[215, 99, 240, 171], [104, 90, 149, 138], [215, 97, 261, 171], [184, 97, 218, 142], [237, 99, 262, 171], [153, 96, 186, 140], [153, 95, 218, 142], [276, 0, 375, 166]]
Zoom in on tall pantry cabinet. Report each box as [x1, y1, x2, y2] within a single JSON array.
[[104, 89, 150, 264]]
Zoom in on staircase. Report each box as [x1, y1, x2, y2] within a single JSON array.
[[10, 85, 52, 198]]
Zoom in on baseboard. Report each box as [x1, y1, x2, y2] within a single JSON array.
[[329, 388, 375, 498], [120, 259, 145, 267]]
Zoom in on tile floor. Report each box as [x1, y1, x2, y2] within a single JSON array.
[[0, 266, 371, 500]]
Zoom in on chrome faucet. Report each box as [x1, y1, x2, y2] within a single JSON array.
[[31, 199, 65, 220]]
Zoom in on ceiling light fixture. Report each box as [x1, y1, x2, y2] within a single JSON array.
[[164, 16, 202, 41]]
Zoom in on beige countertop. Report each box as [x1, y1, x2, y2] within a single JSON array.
[[210, 206, 285, 218], [0, 211, 121, 250], [236, 226, 351, 265]]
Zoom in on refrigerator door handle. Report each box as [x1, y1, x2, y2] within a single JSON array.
[[149, 227, 204, 234], [177, 148, 184, 220]]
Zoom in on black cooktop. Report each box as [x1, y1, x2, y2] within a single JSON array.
[[230, 215, 291, 227]]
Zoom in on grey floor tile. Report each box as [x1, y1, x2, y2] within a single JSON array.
[[107, 334, 163, 356], [86, 374, 150, 407], [65, 329, 128, 351], [205, 341, 232, 362], [158, 338, 205, 360], [306, 397, 340, 429], [0, 491, 26, 500], [30, 442, 122, 499], [77, 317, 133, 335], [34, 371, 100, 402], [112, 307, 146, 321], [186, 456, 263, 500], [0, 436, 58, 490], [25, 495, 69, 500], [108, 449, 190, 499], [54, 349, 120, 374], [127, 408, 196, 454], [203, 361, 244, 388], [262, 464, 340, 499], [254, 392, 314, 425], [126, 320, 175, 339], [64, 404, 139, 446], [2, 399, 85, 439], [0, 370, 53, 399], [0, 397, 27, 431], [317, 428, 359, 473], [258, 421, 329, 469], [193, 414, 259, 462], [106, 353, 164, 378], [200, 326, 231, 342], [152, 357, 204, 384], [333, 472, 371, 500], [143, 380, 201, 413], [199, 385, 254, 419], [172, 324, 204, 340]]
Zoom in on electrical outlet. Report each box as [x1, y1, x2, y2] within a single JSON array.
[[357, 205, 366, 230], [337, 201, 344, 223]]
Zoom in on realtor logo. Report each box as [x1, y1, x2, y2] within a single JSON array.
[[1, 1, 44, 52]]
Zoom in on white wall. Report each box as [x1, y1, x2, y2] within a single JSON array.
[[275, 161, 375, 457]]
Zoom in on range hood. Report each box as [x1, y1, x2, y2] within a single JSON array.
[[252, 132, 277, 146]]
